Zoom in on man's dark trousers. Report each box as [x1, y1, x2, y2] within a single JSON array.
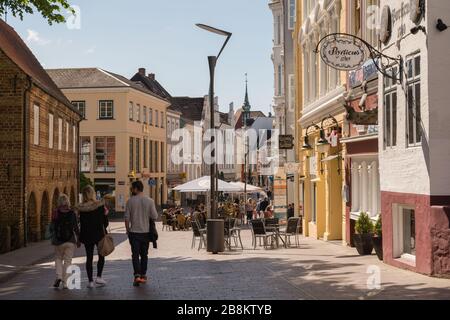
[[128, 232, 150, 276]]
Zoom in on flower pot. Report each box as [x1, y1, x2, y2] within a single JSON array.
[[352, 233, 373, 255], [372, 235, 383, 260]]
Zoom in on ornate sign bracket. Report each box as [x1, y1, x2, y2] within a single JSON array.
[[314, 33, 402, 82]]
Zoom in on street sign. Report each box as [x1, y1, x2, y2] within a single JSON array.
[[284, 162, 300, 174], [320, 35, 366, 71], [279, 135, 294, 149]]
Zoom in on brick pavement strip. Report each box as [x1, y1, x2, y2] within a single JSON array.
[[0, 221, 449, 300]]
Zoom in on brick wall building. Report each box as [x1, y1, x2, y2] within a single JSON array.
[[0, 19, 82, 252]]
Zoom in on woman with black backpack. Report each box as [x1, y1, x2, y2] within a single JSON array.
[[50, 193, 80, 289]]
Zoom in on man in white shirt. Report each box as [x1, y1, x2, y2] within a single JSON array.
[[124, 180, 158, 286]]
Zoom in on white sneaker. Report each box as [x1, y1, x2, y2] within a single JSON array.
[[87, 281, 95, 289], [95, 277, 107, 286]]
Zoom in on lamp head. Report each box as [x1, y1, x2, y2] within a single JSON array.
[[317, 129, 329, 145], [301, 136, 312, 150], [196, 24, 232, 37]]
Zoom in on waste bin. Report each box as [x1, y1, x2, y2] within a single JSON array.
[[206, 219, 225, 254]]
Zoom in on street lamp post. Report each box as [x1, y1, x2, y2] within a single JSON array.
[[196, 24, 231, 219], [196, 23, 231, 253]]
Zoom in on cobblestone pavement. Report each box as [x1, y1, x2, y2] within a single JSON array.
[[0, 221, 449, 300]]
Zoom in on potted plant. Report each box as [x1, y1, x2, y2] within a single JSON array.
[[353, 212, 374, 255], [372, 215, 383, 260]]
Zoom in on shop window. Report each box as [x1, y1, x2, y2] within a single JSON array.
[[350, 158, 380, 218], [95, 137, 116, 172], [393, 205, 416, 263], [80, 137, 91, 172]]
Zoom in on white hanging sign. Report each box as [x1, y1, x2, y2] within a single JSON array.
[[320, 36, 366, 71]]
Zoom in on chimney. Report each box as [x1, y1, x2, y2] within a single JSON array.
[[138, 68, 146, 76], [148, 73, 155, 80]]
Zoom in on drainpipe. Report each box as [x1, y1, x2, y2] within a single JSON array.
[[22, 76, 32, 247]]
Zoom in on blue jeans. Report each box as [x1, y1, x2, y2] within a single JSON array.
[[128, 232, 150, 277]]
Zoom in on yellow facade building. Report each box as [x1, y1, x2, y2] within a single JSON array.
[[48, 68, 170, 212], [295, 0, 347, 241]]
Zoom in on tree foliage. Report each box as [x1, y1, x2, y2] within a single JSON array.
[[0, 0, 74, 25], [80, 172, 93, 192], [355, 212, 374, 235]]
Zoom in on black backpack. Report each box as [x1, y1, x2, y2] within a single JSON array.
[[55, 211, 74, 243]]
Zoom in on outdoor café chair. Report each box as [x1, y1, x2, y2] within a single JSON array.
[[161, 215, 171, 231], [250, 219, 275, 249], [279, 217, 301, 247], [191, 220, 206, 250]]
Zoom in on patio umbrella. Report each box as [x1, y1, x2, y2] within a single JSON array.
[[228, 182, 263, 193], [172, 176, 241, 193]]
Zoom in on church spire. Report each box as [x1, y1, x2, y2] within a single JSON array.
[[242, 73, 251, 112]]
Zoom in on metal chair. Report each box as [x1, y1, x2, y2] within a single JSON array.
[[250, 219, 275, 249], [191, 220, 206, 250], [279, 217, 301, 247]]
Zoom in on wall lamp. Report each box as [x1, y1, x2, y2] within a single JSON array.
[[317, 115, 340, 145], [302, 123, 320, 150]]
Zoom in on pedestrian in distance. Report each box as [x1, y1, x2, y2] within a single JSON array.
[[76, 185, 109, 289], [50, 193, 80, 289], [125, 180, 158, 287]]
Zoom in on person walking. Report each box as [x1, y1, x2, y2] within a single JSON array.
[[124, 181, 158, 287], [50, 193, 79, 289], [245, 199, 253, 224], [77, 185, 109, 289]]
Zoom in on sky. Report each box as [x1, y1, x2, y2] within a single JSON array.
[[6, 0, 275, 114]]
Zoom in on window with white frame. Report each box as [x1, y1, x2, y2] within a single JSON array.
[[80, 137, 91, 172], [288, 0, 296, 30], [160, 111, 164, 127], [149, 108, 153, 125], [48, 113, 54, 149], [365, 0, 380, 48], [275, 14, 282, 45], [303, 48, 309, 103], [406, 53, 421, 146], [393, 205, 416, 261], [288, 74, 295, 113], [99, 100, 114, 119], [72, 101, 86, 119], [58, 118, 63, 150], [33, 105, 39, 145], [65, 121, 69, 152], [319, 23, 328, 96], [129, 102, 134, 121], [384, 66, 398, 148], [350, 157, 380, 218], [136, 104, 141, 122], [277, 64, 283, 96], [155, 110, 159, 127], [72, 125, 76, 153], [143, 106, 147, 124]]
